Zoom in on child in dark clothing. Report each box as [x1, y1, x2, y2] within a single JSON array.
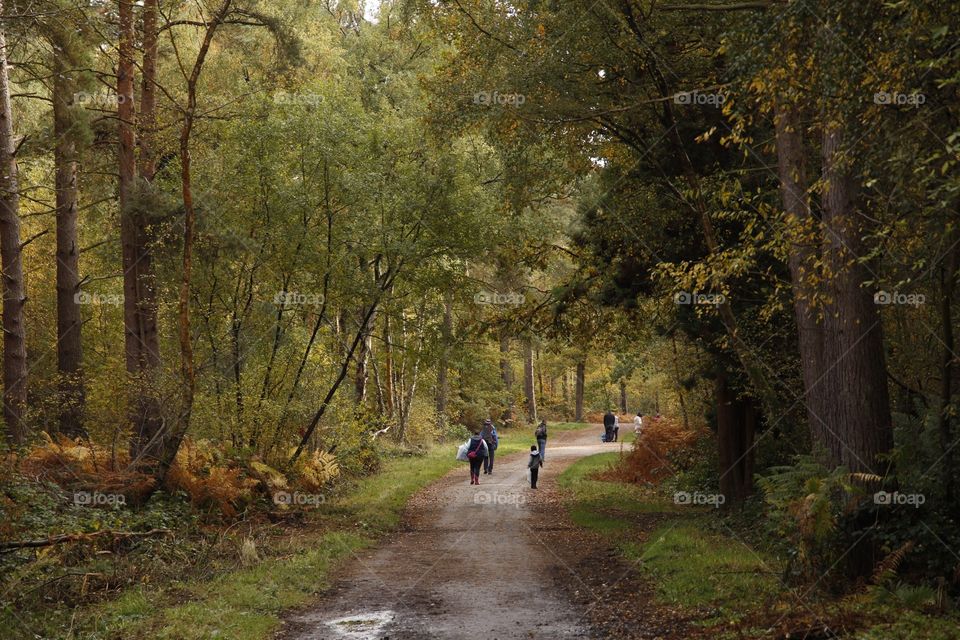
[[528, 445, 543, 488]]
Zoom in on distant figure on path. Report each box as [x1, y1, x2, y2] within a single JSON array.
[[535, 419, 547, 462], [466, 428, 488, 485], [528, 445, 543, 488], [481, 419, 499, 475], [612, 413, 620, 442], [603, 410, 616, 442], [634, 412, 644, 435]]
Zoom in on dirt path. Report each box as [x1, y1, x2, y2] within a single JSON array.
[[280, 426, 610, 639]]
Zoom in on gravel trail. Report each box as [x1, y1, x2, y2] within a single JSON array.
[[281, 426, 609, 640]]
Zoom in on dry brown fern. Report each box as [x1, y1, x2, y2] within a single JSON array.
[[597, 416, 706, 484], [872, 540, 915, 586]]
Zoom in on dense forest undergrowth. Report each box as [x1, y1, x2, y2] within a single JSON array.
[[560, 424, 960, 639], [2, 426, 543, 639], [1, 0, 960, 637]]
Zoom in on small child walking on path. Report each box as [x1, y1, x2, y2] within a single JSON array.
[[528, 445, 543, 488]]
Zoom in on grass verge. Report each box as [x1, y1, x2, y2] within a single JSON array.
[[5, 433, 530, 640], [557, 452, 779, 627], [556, 453, 960, 639]]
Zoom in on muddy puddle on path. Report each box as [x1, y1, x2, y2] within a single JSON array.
[[323, 610, 395, 639], [282, 428, 608, 640]]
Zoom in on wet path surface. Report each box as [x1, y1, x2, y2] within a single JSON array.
[[282, 427, 608, 639]]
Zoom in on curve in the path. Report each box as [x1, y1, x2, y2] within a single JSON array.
[[281, 426, 610, 640]]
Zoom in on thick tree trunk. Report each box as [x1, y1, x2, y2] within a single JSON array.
[[174, 107, 197, 461], [395, 313, 407, 415], [774, 102, 826, 454], [523, 336, 537, 423], [0, 10, 27, 445], [619, 379, 627, 414], [53, 60, 85, 437], [120, 0, 163, 464], [819, 124, 893, 473], [939, 231, 958, 506], [575, 359, 585, 422], [716, 375, 756, 505], [139, 0, 158, 181]]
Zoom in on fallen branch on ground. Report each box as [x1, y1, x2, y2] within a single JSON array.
[[0, 528, 172, 553]]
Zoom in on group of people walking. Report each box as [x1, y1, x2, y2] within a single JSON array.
[[603, 409, 654, 442], [461, 418, 548, 488], [462, 411, 657, 488], [602, 410, 620, 442], [463, 419, 499, 484]]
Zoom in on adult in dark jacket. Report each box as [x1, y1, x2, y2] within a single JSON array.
[[480, 419, 499, 475], [603, 410, 616, 442], [535, 420, 547, 462], [465, 428, 488, 484]]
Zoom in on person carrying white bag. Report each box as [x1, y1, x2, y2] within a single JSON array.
[[461, 428, 488, 484]]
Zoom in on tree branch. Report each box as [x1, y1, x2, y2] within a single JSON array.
[[0, 528, 172, 553]]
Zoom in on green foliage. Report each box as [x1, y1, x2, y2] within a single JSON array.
[[1, 435, 471, 639], [5, 0, 960, 633], [868, 582, 939, 612], [635, 523, 780, 621], [757, 456, 863, 583], [557, 452, 672, 531], [558, 453, 779, 625], [854, 612, 960, 640]]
